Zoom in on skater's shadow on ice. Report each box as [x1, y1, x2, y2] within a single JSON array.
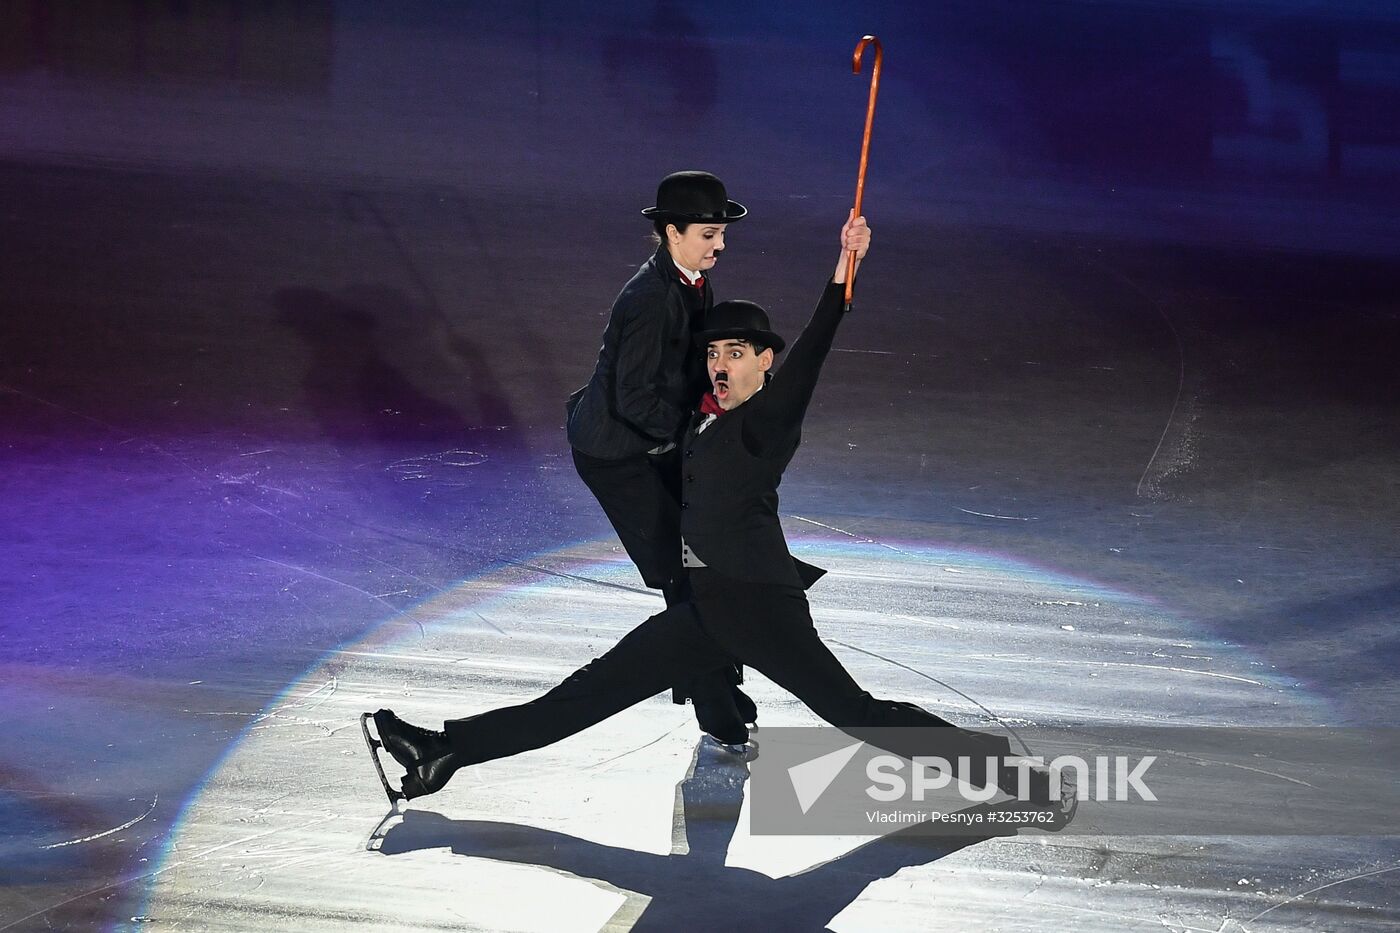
[[374, 740, 1004, 931]]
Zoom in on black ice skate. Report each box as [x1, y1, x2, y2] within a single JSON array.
[[693, 685, 750, 753], [365, 708, 462, 800], [997, 757, 1078, 830], [360, 712, 406, 807], [732, 685, 759, 728]]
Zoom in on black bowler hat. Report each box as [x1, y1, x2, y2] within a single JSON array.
[[642, 171, 747, 224], [695, 300, 785, 353]]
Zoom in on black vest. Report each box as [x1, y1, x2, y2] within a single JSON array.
[[678, 280, 849, 589]]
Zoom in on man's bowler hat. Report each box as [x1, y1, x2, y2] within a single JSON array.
[[695, 300, 785, 353], [642, 171, 747, 224]]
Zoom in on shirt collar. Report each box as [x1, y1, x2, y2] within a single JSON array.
[[700, 381, 764, 425], [658, 245, 704, 286]]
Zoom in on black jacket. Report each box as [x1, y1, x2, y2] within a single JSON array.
[[679, 280, 848, 589], [567, 247, 711, 458]]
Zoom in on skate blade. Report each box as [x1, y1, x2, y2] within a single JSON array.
[[360, 712, 407, 807], [705, 734, 760, 761], [1021, 779, 1078, 833], [1051, 780, 1079, 829]]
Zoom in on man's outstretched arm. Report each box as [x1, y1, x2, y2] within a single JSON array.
[[747, 213, 871, 452]]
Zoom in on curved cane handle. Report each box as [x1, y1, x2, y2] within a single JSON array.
[[846, 35, 882, 309]]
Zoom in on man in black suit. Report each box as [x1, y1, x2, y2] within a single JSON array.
[[368, 213, 1067, 815], [566, 171, 755, 747]]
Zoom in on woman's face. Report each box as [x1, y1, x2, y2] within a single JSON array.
[[667, 223, 727, 273]]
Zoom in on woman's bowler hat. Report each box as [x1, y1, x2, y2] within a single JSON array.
[[642, 171, 747, 224], [695, 300, 785, 353]]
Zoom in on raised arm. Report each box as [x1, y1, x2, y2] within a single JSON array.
[[832, 210, 869, 287], [745, 213, 870, 453]]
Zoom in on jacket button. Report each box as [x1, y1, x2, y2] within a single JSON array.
[[681, 502, 689, 510], [686, 474, 694, 483], [685, 450, 694, 458]]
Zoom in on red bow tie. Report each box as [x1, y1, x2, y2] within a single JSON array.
[[699, 392, 725, 416], [680, 272, 705, 291]]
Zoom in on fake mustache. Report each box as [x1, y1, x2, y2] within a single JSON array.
[[714, 372, 728, 383]]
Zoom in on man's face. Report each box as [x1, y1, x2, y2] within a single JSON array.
[[707, 339, 773, 410], [668, 223, 726, 273]]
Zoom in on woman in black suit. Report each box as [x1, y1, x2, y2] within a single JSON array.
[[564, 171, 756, 747]]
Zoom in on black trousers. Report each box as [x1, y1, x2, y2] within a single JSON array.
[[445, 569, 1010, 775], [571, 446, 684, 591], [571, 446, 743, 708]]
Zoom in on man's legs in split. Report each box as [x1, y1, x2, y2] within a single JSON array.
[[572, 447, 754, 743], [687, 571, 1013, 788], [369, 603, 735, 798]]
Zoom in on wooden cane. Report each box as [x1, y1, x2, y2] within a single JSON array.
[[845, 35, 882, 311]]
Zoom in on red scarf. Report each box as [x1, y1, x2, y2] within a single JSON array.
[[699, 392, 725, 416]]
